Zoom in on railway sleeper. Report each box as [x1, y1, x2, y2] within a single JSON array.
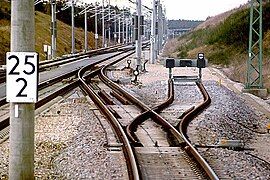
[[106, 143, 123, 151]]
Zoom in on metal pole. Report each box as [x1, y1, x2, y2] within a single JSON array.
[[95, 3, 98, 49], [118, 16, 121, 43], [102, 0, 105, 47], [246, 0, 263, 89], [122, 12, 125, 44], [157, 0, 163, 53], [136, 0, 142, 69], [71, 0, 75, 54], [9, 0, 35, 178], [126, 18, 128, 44], [114, 12, 117, 44], [84, 5, 88, 52], [51, 0, 56, 59], [128, 17, 132, 42], [108, 0, 111, 46], [162, 14, 166, 44], [150, 0, 157, 64]]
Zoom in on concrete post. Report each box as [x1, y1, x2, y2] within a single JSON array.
[[118, 16, 121, 43], [114, 12, 117, 44], [9, 0, 35, 179], [102, 0, 105, 47], [84, 6, 88, 52], [150, 0, 157, 64], [157, 0, 163, 53], [51, 0, 56, 59], [95, 4, 98, 49], [71, 1, 75, 54], [136, 0, 142, 69], [122, 12, 125, 44], [126, 18, 129, 44], [108, 0, 111, 46]]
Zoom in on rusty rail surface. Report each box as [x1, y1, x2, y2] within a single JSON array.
[[0, 44, 129, 85], [0, 68, 101, 132], [78, 51, 140, 180], [0, 50, 126, 108], [100, 54, 218, 180], [0, 49, 128, 131], [177, 81, 219, 180], [39, 44, 125, 71]]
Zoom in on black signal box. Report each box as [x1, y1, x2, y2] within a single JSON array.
[[197, 53, 206, 68], [166, 58, 175, 68]]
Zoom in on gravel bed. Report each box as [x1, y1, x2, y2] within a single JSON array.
[[0, 90, 126, 179], [116, 61, 270, 179], [191, 81, 269, 144], [128, 81, 168, 107], [199, 148, 270, 179], [2, 58, 268, 179]]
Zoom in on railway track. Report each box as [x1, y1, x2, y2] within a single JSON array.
[[0, 45, 137, 138], [78, 50, 140, 179], [0, 44, 130, 85], [118, 82, 217, 178], [100, 51, 218, 179], [73, 45, 219, 179], [1, 43, 219, 179]]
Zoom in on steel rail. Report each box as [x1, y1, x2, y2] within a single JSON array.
[[0, 44, 128, 85], [99, 56, 184, 144], [177, 81, 219, 180], [126, 79, 174, 145], [0, 68, 102, 132], [0, 50, 128, 131], [39, 44, 125, 71], [0, 51, 126, 108], [78, 51, 140, 180], [100, 55, 218, 179]]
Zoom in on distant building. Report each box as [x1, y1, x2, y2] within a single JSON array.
[[167, 20, 203, 38]]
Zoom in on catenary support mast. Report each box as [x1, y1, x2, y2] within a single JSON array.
[[150, 0, 157, 64], [246, 0, 263, 89], [136, 0, 142, 69], [51, 0, 57, 59], [9, 0, 35, 178]]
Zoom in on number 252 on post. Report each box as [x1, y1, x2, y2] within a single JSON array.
[[6, 52, 38, 103]]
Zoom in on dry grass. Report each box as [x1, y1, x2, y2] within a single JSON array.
[[195, 4, 249, 30], [162, 38, 181, 58], [0, 11, 101, 65], [35, 12, 99, 61], [163, 3, 270, 90]]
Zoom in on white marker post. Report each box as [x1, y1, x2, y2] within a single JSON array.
[[6, 52, 38, 103], [8, 0, 37, 178]]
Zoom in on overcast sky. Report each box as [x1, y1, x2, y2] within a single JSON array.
[[89, 0, 249, 20], [163, 0, 248, 20]]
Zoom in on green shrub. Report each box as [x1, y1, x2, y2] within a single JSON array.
[[206, 8, 250, 49], [207, 47, 230, 65], [176, 46, 188, 58]]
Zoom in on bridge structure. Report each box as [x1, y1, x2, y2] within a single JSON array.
[[167, 28, 191, 38]]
